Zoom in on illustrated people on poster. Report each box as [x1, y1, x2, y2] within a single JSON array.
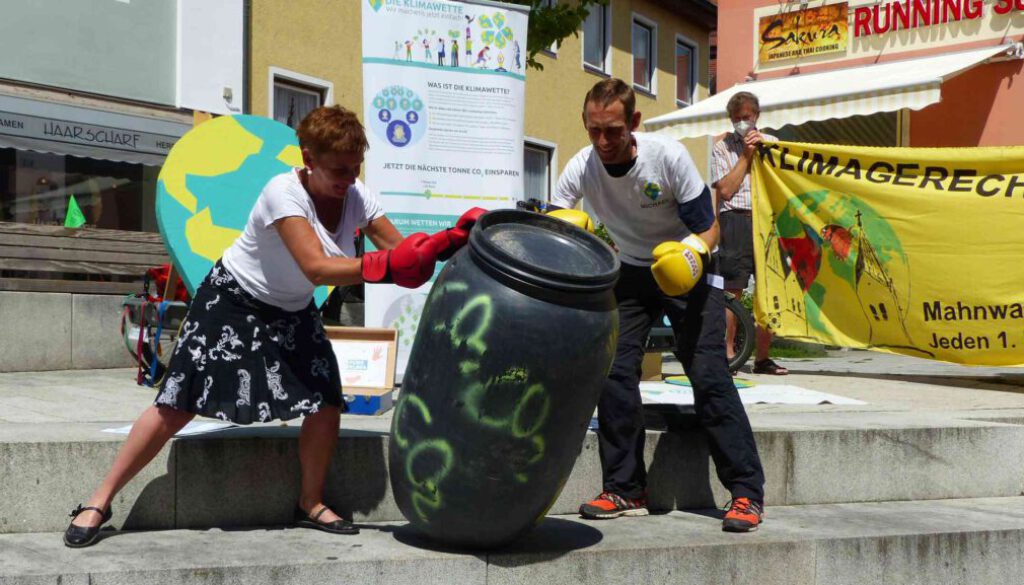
[[405, 39, 413, 61], [513, 40, 522, 71], [423, 38, 432, 62], [451, 39, 460, 67], [437, 38, 446, 66], [475, 46, 490, 68], [466, 37, 473, 59], [496, 51, 506, 72], [393, 40, 401, 60]]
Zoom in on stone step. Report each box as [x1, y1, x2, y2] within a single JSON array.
[[3, 411, 1023, 534], [2, 497, 1023, 585]]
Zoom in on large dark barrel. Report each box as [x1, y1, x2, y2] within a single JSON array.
[[388, 209, 620, 548]]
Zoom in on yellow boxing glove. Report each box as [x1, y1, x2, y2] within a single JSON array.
[[547, 208, 595, 233], [651, 234, 711, 296]]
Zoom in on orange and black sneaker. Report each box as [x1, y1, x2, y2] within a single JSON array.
[[579, 491, 648, 520], [722, 497, 764, 532]]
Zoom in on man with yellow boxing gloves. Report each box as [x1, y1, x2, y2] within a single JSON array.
[[550, 79, 765, 532]]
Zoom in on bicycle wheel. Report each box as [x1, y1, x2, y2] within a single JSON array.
[[724, 295, 756, 372], [136, 328, 178, 383], [669, 294, 755, 373]]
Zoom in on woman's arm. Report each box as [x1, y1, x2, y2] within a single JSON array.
[[275, 210, 480, 290], [363, 215, 403, 250], [274, 216, 363, 287]]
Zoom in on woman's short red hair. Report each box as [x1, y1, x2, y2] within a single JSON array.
[[296, 105, 369, 156]]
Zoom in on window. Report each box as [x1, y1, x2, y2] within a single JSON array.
[[709, 31, 717, 95], [524, 140, 555, 203], [632, 16, 656, 94], [269, 68, 334, 129], [582, 4, 610, 73], [273, 82, 322, 129], [0, 148, 158, 232], [675, 37, 697, 106]]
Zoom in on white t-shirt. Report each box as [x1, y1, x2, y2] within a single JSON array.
[[553, 132, 708, 266], [222, 170, 384, 311]]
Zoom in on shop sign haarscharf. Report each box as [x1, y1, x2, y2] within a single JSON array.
[[751, 141, 1024, 366], [758, 3, 849, 62]]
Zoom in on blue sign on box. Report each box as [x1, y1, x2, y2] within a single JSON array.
[[345, 390, 395, 416]]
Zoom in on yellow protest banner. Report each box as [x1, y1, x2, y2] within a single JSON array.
[[750, 141, 1024, 366]]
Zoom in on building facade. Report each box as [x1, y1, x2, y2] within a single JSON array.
[[0, 0, 714, 371], [0, 0, 243, 372], [707, 0, 1024, 147], [0, 0, 244, 232], [250, 0, 718, 199], [0, 0, 720, 231]]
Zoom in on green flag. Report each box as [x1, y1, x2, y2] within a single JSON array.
[[64, 195, 86, 228]]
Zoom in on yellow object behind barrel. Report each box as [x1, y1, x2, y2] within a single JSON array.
[[547, 208, 595, 233]]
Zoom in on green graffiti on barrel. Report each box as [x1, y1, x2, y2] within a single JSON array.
[[406, 438, 455, 522], [392, 393, 433, 449], [511, 383, 550, 438], [450, 294, 493, 354], [388, 210, 620, 548]]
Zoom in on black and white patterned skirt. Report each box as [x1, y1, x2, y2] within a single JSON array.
[[154, 261, 344, 423]]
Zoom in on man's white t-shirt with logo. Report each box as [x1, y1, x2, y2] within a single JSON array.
[[222, 170, 383, 311], [552, 132, 707, 267]]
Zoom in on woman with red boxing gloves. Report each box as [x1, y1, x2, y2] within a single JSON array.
[[64, 105, 484, 548]]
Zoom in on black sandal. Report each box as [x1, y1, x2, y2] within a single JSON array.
[[64, 504, 113, 548], [294, 505, 359, 535], [752, 359, 789, 375]]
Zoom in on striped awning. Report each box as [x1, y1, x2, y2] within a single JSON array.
[[645, 42, 1024, 140]]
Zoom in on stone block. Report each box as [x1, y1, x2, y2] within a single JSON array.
[[0, 437, 174, 533], [72, 294, 135, 369], [172, 428, 394, 528], [0, 292, 72, 372]]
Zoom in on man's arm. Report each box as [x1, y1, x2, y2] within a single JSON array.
[[551, 155, 584, 211], [713, 131, 764, 202], [695, 220, 720, 251], [714, 157, 751, 202]]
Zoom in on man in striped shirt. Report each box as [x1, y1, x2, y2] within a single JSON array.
[[711, 91, 788, 375]]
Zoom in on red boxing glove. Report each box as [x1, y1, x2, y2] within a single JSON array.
[[455, 207, 487, 232], [430, 207, 487, 261], [361, 233, 440, 289]]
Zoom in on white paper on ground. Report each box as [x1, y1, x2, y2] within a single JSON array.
[[639, 381, 866, 406], [101, 421, 238, 437]]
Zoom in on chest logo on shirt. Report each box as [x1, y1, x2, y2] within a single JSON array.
[[643, 181, 663, 201]]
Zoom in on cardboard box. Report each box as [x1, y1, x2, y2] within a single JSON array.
[[641, 351, 663, 382], [344, 386, 395, 416], [325, 326, 397, 415]]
